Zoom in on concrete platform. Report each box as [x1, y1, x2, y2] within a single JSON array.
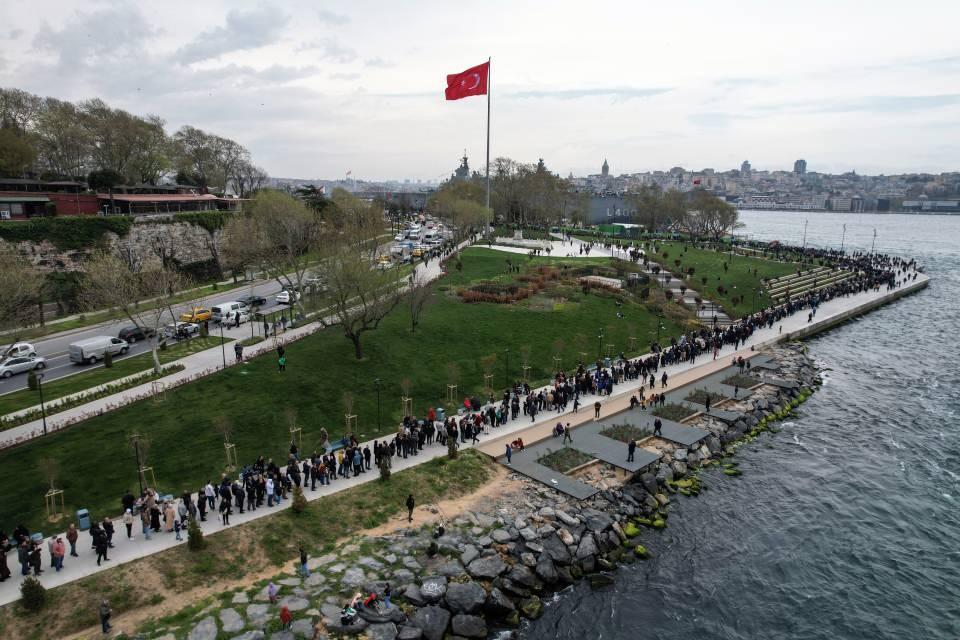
[[571, 422, 661, 472], [498, 440, 599, 500]]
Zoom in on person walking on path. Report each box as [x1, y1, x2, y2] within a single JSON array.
[[505, 443, 512, 465], [122, 509, 134, 540], [99, 600, 112, 635], [52, 537, 65, 571], [563, 424, 573, 444], [66, 523, 79, 557], [300, 546, 310, 577], [280, 605, 293, 630], [627, 439, 636, 462], [594, 401, 602, 419], [654, 418, 663, 437], [661, 371, 669, 388], [405, 494, 415, 522], [234, 342, 243, 363], [267, 581, 279, 604]]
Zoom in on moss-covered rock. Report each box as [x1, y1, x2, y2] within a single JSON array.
[[723, 468, 742, 476], [505, 610, 520, 627], [623, 523, 641, 538], [521, 596, 544, 620], [634, 544, 650, 559], [652, 518, 666, 529], [634, 517, 652, 527]]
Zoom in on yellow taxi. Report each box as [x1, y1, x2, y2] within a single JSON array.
[[179, 307, 213, 323]]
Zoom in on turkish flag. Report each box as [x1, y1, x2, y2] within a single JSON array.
[[445, 62, 489, 100]]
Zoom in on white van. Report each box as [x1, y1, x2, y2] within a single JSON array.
[[212, 301, 247, 323], [69, 336, 128, 364]]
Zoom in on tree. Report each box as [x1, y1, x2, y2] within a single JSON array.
[[223, 190, 319, 316], [0, 249, 42, 347], [232, 161, 269, 198], [172, 126, 216, 190], [691, 190, 740, 242], [0, 128, 36, 177], [407, 270, 432, 333], [81, 251, 192, 374], [33, 98, 90, 178], [315, 191, 403, 359]]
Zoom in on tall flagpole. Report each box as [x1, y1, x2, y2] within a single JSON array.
[[485, 56, 491, 210]]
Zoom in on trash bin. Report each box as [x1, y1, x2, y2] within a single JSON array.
[[604, 357, 612, 369], [437, 408, 446, 422], [76, 508, 91, 531]]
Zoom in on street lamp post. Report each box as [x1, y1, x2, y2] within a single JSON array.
[[130, 434, 144, 495], [219, 322, 226, 368], [656, 310, 664, 343], [504, 347, 510, 389], [36, 372, 48, 436], [597, 328, 604, 360], [374, 378, 381, 433], [840, 223, 847, 254]]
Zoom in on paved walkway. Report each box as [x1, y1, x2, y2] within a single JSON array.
[[0, 267, 929, 606]]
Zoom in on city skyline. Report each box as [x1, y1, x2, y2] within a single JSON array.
[[2, 0, 959, 180]]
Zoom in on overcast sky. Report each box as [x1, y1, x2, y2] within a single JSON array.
[[2, 0, 959, 181]]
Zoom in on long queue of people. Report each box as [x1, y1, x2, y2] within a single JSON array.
[[0, 247, 919, 589]]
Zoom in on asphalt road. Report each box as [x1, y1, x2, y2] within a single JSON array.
[[0, 278, 290, 394]]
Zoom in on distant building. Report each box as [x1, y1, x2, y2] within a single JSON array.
[[450, 152, 470, 181], [601, 159, 610, 178], [741, 160, 752, 176], [794, 159, 807, 174]]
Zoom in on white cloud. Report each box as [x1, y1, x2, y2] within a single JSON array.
[[1, 0, 958, 180]]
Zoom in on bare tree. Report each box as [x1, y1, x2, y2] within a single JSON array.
[[315, 191, 403, 359], [81, 251, 193, 374], [0, 248, 42, 348], [223, 190, 319, 316], [407, 270, 432, 333]]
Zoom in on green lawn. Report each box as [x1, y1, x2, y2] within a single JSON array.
[[0, 336, 231, 418], [0, 248, 691, 530], [653, 241, 797, 318]]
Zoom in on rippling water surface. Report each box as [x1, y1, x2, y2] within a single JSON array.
[[526, 212, 960, 640]]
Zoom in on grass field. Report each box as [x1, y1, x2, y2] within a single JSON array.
[[0, 248, 692, 530], [652, 241, 797, 318], [0, 336, 231, 418]]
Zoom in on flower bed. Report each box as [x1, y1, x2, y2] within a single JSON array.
[[652, 403, 696, 422], [538, 447, 594, 473], [600, 422, 651, 443]]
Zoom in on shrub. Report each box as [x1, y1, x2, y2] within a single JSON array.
[[20, 576, 46, 612], [27, 370, 38, 392], [187, 517, 206, 551], [200, 323, 209, 338], [291, 486, 308, 514], [103, 349, 113, 368]]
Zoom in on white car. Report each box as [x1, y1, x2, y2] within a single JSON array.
[[2, 342, 36, 359], [163, 322, 200, 339], [276, 290, 302, 304], [0, 355, 46, 378], [394, 233, 406, 242]]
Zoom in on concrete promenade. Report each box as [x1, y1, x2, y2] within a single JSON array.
[[0, 267, 928, 606]]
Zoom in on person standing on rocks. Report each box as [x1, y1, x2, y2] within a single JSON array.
[[300, 546, 310, 577], [406, 494, 415, 522]]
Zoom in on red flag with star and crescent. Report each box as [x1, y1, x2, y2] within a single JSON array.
[[445, 62, 489, 100]]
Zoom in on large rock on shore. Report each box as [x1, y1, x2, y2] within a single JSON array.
[[466, 554, 507, 580], [540, 532, 572, 565], [451, 614, 488, 639], [535, 554, 559, 585], [419, 576, 448, 603], [484, 587, 516, 617], [444, 581, 487, 614], [575, 533, 598, 560], [410, 605, 450, 640]]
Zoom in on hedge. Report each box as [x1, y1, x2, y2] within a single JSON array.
[[0, 217, 133, 250], [172, 211, 233, 233]]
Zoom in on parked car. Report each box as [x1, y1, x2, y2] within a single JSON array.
[[211, 301, 248, 323], [118, 326, 156, 343], [394, 233, 406, 242], [237, 294, 267, 308], [219, 308, 251, 326], [180, 307, 212, 323], [69, 336, 129, 364], [2, 342, 36, 358], [0, 355, 46, 378], [163, 322, 200, 340], [276, 289, 302, 304]]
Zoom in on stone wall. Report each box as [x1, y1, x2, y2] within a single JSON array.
[[1, 220, 222, 273]]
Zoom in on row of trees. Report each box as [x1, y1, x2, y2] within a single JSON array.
[[630, 186, 740, 240], [428, 157, 590, 228], [0, 88, 267, 195]]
